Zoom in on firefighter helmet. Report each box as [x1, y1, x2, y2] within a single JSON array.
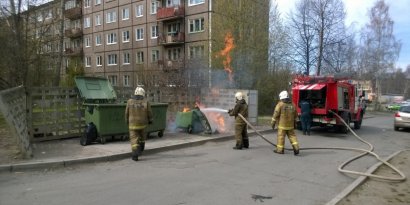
[[279, 90, 289, 100], [134, 87, 145, 96], [235, 92, 244, 101]]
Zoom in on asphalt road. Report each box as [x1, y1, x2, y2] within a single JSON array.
[[0, 113, 408, 205]]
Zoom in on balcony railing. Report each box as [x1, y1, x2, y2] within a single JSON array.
[[157, 32, 185, 45], [64, 47, 83, 56], [64, 28, 82, 38], [157, 6, 184, 21], [64, 7, 82, 20], [158, 59, 184, 72]]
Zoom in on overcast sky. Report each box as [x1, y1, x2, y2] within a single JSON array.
[[275, 0, 410, 70]]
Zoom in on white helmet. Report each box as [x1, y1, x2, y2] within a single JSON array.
[[235, 92, 243, 101], [279, 90, 289, 100], [134, 87, 145, 96]]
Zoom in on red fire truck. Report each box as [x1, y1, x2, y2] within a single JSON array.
[[291, 75, 366, 133]]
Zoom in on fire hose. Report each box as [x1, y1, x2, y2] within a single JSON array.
[[236, 112, 406, 182]]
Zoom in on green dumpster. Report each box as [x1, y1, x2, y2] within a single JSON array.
[[176, 109, 212, 134], [74, 76, 168, 145]]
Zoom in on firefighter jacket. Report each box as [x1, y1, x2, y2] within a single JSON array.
[[229, 99, 248, 125], [125, 96, 153, 130], [272, 100, 298, 130]]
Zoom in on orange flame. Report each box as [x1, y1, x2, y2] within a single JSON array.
[[217, 32, 235, 82], [182, 107, 190, 112]]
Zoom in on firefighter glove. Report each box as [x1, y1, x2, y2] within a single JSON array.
[[228, 109, 233, 114], [271, 122, 276, 130]]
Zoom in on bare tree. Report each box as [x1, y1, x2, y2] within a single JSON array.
[[288, 0, 316, 74], [310, 0, 346, 75], [268, 1, 292, 73], [360, 0, 401, 102]]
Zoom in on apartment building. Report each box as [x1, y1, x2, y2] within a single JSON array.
[[27, 0, 269, 89], [81, 0, 211, 89]]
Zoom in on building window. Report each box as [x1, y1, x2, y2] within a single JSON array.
[[188, 0, 204, 6], [84, 0, 90, 8], [106, 11, 117, 23], [107, 33, 117, 45], [108, 54, 117, 65], [122, 30, 130, 42], [96, 35, 102, 46], [95, 0, 101, 5], [136, 51, 144, 64], [122, 8, 129, 20], [108, 75, 117, 86], [85, 37, 91, 47], [151, 50, 159, 62], [150, 1, 159, 14], [151, 25, 158, 39], [168, 48, 181, 60], [189, 18, 204, 33], [95, 15, 101, 26], [166, 0, 180, 7], [84, 17, 91, 28], [96, 55, 102, 66], [189, 45, 204, 59], [123, 52, 130, 64], [135, 5, 143, 17], [136, 28, 144, 41], [123, 75, 130, 87], [85, 56, 91, 67], [167, 22, 180, 35]]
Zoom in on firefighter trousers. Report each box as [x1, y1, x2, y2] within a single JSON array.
[[235, 123, 248, 147], [275, 129, 299, 153], [129, 129, 146, 151]]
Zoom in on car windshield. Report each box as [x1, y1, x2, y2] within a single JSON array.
[[399, 106, 410, 113]]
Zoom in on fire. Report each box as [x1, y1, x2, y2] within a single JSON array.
[[182, 107, 190, 112], [216, 114, 225, 132], [217, 32, 235, 82]]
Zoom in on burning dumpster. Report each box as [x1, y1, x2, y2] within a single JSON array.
[[175, 108, 212, 134], [74, 76, 168, 145]]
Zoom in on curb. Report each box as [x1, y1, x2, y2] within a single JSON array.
[[325, 150, 404, 205], [0, 130, 273, 172]]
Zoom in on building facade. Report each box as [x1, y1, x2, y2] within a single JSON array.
[[27, 0, 269, 91]]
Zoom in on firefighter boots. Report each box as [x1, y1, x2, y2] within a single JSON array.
[[292, 145, 300, 156], [273, 150, 284, 154], [243, 139, 249, 148], [131, 150, 138, 161]]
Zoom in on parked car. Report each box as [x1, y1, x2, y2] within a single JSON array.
[[386, 104, 401, 111], [394, 105, 410, 131]]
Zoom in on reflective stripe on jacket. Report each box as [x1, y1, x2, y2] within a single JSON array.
[[272, 100, 297, 130], [125, 97, 153, 130]]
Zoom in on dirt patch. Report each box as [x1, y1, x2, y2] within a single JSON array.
[[337, 150, 410, 205], [0, 113, 24, 164]]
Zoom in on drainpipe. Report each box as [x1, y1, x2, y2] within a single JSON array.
[[208, 0, 212, 88]]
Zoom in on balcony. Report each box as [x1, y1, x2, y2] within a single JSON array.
[[158, 59, 184, 72], [158, 32, 185, 46], [64, 28, 82, 38], [64, 7, 82, 20], [64, 47, 83, 56], [157, 6, 184, 21]]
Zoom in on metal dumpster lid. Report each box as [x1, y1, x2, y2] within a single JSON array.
[[74, 76, 117, 101]]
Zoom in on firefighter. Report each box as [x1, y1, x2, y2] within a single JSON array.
[[271, 90, 300, 155], [125, 87, 153, 161], [299, 97, 312, 135], [228, 92, 249, 150]]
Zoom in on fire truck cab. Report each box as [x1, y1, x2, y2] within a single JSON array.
[[291, 75, 365, 133]]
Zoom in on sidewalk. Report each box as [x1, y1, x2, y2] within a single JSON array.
[[0, 126, 271, 172]]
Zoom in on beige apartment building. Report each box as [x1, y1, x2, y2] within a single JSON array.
[[28, 0, 269, 89], [80, 0, 212, 89]]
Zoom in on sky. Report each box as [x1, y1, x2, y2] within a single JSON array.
[[275, 0, 410, 70]]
